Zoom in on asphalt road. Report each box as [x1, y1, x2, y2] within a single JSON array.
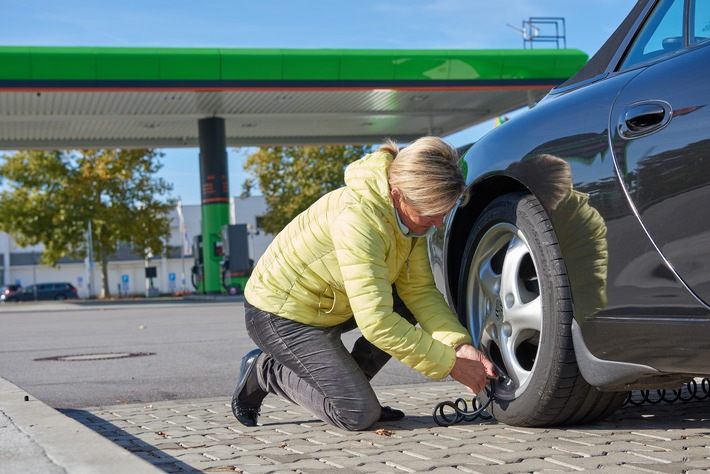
[[0, 299, 431, 409]]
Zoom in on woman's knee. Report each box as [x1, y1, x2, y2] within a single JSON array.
[[335, 397, 381, 431], [341, 413, 380, 431]]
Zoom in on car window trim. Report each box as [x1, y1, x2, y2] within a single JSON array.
[[616, 0, 681, 71], [607, 0, 658, 73]]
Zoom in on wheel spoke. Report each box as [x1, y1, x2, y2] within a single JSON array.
[[471, 292, 498, 349], [506, 295, 542, 333], [499, 336, 530, 387], [477, 259, 500, 302], [480, 319, 497, 347], [494, 233, 541, 392], [468, 229, 510, 348], [499, 235, 542, 330], [499, 236, 529, 305]]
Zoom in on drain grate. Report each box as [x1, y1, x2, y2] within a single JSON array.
[[34, 352, 155, 362]]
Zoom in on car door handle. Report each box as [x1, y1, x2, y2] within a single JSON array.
[[618, 101, 672, 139]]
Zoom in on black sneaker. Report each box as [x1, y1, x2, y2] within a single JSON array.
[[231, 348, 266, 427], [379, 406, 405, 421]]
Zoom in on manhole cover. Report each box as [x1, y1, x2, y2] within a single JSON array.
[[34, 352, 155, 362]]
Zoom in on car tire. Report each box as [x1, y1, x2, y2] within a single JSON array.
[[55, 294, 67, 301], [457, 192, 624, 426]]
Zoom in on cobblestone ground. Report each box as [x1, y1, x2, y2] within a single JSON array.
[[64, 382, 710, 473]]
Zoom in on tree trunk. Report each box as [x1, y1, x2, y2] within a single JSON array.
[[100, 242, 111, 299]]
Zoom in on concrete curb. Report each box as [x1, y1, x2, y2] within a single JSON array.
[[0, 377, 162, 474], [183, 293, 245, 303]]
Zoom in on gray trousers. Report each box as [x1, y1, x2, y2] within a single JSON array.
[[244, 292, 416, 431]]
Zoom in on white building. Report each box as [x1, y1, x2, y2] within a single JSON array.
[[0, 196, 273, 298]]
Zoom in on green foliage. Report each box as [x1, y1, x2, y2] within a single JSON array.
[[241, 145, 371, 234], [0, 149, 175, 297]]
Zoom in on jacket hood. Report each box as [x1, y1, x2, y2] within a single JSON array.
[[343, 151, 396, 226]]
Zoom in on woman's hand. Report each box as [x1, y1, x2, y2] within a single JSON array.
[[448, 343, 496, 393]]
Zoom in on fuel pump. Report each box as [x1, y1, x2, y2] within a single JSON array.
[[220, 224, 251, 295], [190, 235, 205, 293]]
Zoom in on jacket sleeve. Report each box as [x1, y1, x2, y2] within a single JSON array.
[[331, 207, 458, 379], [395, 238, 472, 348]]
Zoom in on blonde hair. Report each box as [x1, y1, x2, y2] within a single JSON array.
[[380, 136, 466, 216]]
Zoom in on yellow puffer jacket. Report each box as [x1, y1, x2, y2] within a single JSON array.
[[245, 151, 471, 379]]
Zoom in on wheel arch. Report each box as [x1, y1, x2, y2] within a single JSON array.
[[446, 175, 530, 316]]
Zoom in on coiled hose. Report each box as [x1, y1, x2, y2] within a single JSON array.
[[432, 375, 500, 427], [433, 377, 710, 427], [623, 378, 710, 406]]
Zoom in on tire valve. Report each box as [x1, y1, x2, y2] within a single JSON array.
[[488, 373, 509, 383]]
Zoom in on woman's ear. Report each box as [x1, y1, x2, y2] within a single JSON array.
[[390, 187, 401, 207]]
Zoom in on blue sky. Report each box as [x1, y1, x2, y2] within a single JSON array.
[[4, 0, 636, 205]]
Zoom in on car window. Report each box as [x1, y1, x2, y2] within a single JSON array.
[[620, 0, 685, 69], [691, 0, 710, 44]]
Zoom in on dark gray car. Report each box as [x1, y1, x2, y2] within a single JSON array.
[[430, 0, 710, 427], [5, 282, 78, 302], [0, 284, 22, 302]]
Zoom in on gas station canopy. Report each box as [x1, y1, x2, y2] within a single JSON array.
[[0, 46, 587, 149], [0, 46, 589, 295]]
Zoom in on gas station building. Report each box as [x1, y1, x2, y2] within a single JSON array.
[[0, 196, 274, 298]]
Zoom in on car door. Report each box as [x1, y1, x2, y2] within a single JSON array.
[[19, 285, 36, 301], [609, 0, 710, 306], [36, 284, 52, 300]]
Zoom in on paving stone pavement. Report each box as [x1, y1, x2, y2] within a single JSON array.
[[63, 382, 710, 473]]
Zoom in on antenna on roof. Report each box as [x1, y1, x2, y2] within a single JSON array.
[[508, 17, 566, 49]]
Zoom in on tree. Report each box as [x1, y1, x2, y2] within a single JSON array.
[[0, 149, 175, 298], [241, 145, 372, 235]]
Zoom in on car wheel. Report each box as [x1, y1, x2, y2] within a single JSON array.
[[458, 192, 624, 426], [55, 294, 67, 301]]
